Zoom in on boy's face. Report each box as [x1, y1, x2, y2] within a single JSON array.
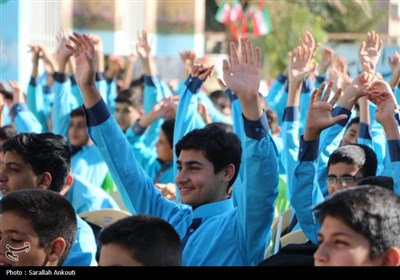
[[214, 97, 232, 118], [176, 149, 229, 208], [0, 151, 41, 197], [327, 162, 362, 195], [156, 130, 173, 162], [0, 211, 48, 266], [340, 123, 359, 146], [114, 102, 141, 132], [314, 215, 383, 266], [68, 116, 89, 148], [99, 243, 142, 266]]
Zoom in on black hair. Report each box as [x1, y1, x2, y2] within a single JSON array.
[[99, 215, 182, 266], [313, 185, 400, 259], [2, 133, 71, 192], [328, 144, 377, 178], [175, 123, 241, 188], [0, 189, 77, 266], [161, 119, 175, 148]]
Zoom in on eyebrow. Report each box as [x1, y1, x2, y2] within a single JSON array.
[[176, 160, 204, 166], [2, 228, 27, 235], [318, 231, 354, 239], [3, 161, 23, 168]]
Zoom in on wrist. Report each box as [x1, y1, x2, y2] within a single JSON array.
[[304, 128, 320, 141]]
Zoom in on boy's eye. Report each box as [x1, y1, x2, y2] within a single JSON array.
[[11, 238, 23, 243]]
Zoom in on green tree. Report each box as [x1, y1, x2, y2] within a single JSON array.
[[256, 2, 326, 78], [207, 0, 383, 79], [306, 0, 384, 36]]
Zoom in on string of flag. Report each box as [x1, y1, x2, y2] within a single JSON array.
[[215, 0, 273, 38]]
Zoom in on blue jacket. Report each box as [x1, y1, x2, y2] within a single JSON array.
[[84, 97, 279, 265]]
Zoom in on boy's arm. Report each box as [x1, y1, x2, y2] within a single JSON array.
[[291, 82, 347, 243], [222, 37, 278, 265], [67, 32, 184, 222]]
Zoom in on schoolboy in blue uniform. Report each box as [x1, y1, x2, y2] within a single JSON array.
[[67, 33, 279, 266]]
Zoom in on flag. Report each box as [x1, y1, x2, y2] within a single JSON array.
[[252, 6, 273, 36], [215, 1, 231, 24], [230, 0, 243, 22]]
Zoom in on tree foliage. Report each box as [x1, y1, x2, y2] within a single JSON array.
[[207, 0, 383, 79]]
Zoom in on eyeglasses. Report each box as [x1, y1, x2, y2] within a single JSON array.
[[326, 175, 361, 187]]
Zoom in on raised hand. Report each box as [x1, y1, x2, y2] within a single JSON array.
[[388, 51, 400, 71], [56, 28, 73, 60], [223, 38, 260, 99], [365, 80, 396, 107], [289, 45, 316, 86], [317, 47, 334, 75], [179, 50, 197, 77], [388, 51, 400, 88], [190, 63, 214, 82], [332, 56, 352, 86], [358, 31, 383, 72], [366, 80, 400, 140], [9, 80, 25, 106], [222, 37, 262, 120], [304, 82, 347, 141], [65, 32, 97, 90], [338, 70, 375, 110], [136, 30, 151, 61], [299, 31, 318, 57]]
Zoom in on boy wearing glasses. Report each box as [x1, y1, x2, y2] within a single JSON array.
[[290, 77, 379, 245], [325, 143, 377, 194]]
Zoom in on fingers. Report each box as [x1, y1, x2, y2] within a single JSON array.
[[312, 82, 326, 102], [311, 84, 322, 103], [239, 37, 247, 64], [332, 113, 348, 124], [229, 41, 239, 67], [245, 38, 254, 65], [329, 88, 342, 106], [222, 59, 231, 77], [217, 77, 228, 91], [321, 81, 333, 102]]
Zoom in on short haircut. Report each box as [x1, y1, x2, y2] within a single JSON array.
[[345, 116, 360, 131], [69, 106, 86, 118], [209, 90, 228, 103], [0, 189, 77, 266], [313, 185, 400, 259], [327, 144, 377, 177], [129, 75, 145, 89], [115, 88, 143, 111], [175, 123, 241, 188], [99, 215, 182, 266], [0, 125, 17, 142], [2, 133, 71, 192], [161, 119, 175, 149]]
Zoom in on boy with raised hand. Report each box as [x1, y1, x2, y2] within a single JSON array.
[[67, 32, 278, 266], [365, 79, 400, 193], [0, 189, 77, 266]]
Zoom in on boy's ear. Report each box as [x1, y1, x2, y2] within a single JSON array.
[[222, 163, 235, 182], [59, 173, 74, 196], [47, 237, 67, 266], [37, 172, 52, 190], [382, 247, 400, 266]]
